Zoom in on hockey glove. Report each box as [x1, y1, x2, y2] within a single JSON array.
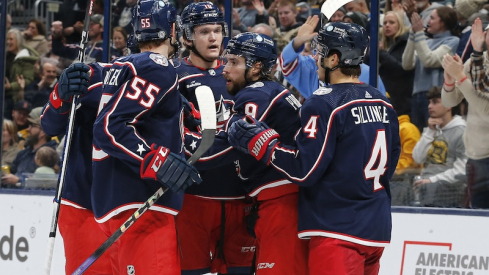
[[50, 63, 90, 114], [228, 117, 280, 164], [181, 94, 201, 132], [141, 145, 202, 193]]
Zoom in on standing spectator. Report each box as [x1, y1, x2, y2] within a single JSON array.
[[2, 120, 21, 167], [403, 0, 444, 26], [51, 14, 107, 64], [53, 0, 87, 44], [402, 7, 460, 131], [24, 19, 49, 56], [275, 0, 303, 52], [228, 22, 401, 275], [454, 0, 486, 62], [383, 0, 411, 27], [441, 18, 489, 208], [4, 29, 40, 118], [345, 0, 370, 16], [412, 87, 467, 207], [1, 107, 57, 188], [113, 0, 137, 35], [379, 11, 414, 116], [330, 6, 346, 22], [24, 61, 58, 108], [11, 100, 32, 140], [92, 1, 201, 274], [235, 0, 269, 32]]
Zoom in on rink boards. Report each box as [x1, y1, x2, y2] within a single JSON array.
[[1, 192, 489, 274]]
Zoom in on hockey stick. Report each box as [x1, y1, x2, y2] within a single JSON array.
[[43, 1, 95, 274], [71, 85, 217, 275]]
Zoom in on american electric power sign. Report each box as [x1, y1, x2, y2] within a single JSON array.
[[379, 211, 489, 275]]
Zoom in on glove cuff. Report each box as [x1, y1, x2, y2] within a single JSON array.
[[49, 84, 71, 114], [248, 128, 280, 161], [141, 146, 170, 180]]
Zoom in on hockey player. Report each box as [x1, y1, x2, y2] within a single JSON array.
[[279, 15, 386, 99], [184, 32, 308, 274], [228, 23, 401, 275], [91, 0, 201, 274], [175, 2, 255, 274], [41, 62, 114, 274]]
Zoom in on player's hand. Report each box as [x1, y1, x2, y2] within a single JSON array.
[[293, 15, 319, 51], [181, 94, 201, 132], [49, 63, 90, 113], [228, 117, 280, 164], [413, 178, 431, 188], [141, 145, 202, 193]]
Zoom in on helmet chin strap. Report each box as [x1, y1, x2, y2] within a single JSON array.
[[188, 42, 215, 64], [320, 56, 339, 85]]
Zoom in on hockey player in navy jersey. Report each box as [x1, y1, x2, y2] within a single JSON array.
[[91, 1, 201, 274], [184, 32, 308, 274], [41, 62, 114, 274], [228, 23, 401, 275], [175, 2, 255, 275]]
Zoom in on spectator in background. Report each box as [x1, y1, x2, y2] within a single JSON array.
[[441, 18, 489, 209], [23, 19, 49, 56], [402, 7, 460, 131], [379, 11, 414, 116], [235, 0, 269, 32], [343, 11, 369, 30], [275, 0, 303, 52], [403, 0, 444, 26], [344, 0, 370, 17], [53, 0, 87, 44], [330, 6, 346, 22], [383, 0, 411, 27], [113, 0, 137, 35], [2, 120, 22, 167], [1, 107, 58, 188], [4, 29, 40, 118], [112, 26, 129, 57], [397, 115, 421, 172], [6, 14, 12, 31], [23, 61, 58, 108], [34, 147, 59, 175], [454, 0, 486, 63], [11, 101, 32, 140], [51, 14, 107, 64], [412, 87, 467, 207]]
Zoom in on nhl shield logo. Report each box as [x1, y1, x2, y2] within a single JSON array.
[[208, 69, 216, 76], [127, 265, 135, 275]]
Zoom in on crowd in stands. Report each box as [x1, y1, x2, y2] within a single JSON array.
[[2, 0, 489, 209]]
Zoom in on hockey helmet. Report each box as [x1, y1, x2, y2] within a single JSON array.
[[313, 22, 369, 66], [223, 32, 277, 73], [132, 0, 177, 42], [180, 1, 228, 40]]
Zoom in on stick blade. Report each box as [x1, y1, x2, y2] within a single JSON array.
[[187, 85, 217, 165], [321, 0, 353, 21]]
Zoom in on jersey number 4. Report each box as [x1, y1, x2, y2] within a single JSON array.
[[364, 130, 388, 191]]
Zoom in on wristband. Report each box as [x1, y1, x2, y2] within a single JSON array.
[[472, 50, 483, 56], [457, 76, 468, 84], [444, 81, 454, 87]]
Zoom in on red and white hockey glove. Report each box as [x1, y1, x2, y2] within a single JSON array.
[[227, 117, 280, 164], [181, 94, 201, 132], [140, 144, 202, 193], [49, 63, 90, 114]]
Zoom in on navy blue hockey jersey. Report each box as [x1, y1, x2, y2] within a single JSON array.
[[176, 58, 246, 199], [92, 52, 184, 220], [41, 62, 111, 210], [270, 83, 401, 246], [185, 80, 302, 200]]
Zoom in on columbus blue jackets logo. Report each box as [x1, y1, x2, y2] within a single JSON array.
[[313, 87, 332, 95], [149, 53, 168, 66]]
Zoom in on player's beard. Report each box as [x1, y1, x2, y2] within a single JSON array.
[[227, 72, 248, 96]]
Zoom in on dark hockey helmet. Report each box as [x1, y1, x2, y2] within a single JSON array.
[[132, 0, 177, 42], [180, 1, 228, 40], [224, 32, 277, 73], [314, 22, 369, 66]]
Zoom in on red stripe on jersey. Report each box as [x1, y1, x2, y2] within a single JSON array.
[[259, 89, 289, 121]]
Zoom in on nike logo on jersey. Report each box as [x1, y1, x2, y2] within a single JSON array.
[[351, 106, 390, 124]]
